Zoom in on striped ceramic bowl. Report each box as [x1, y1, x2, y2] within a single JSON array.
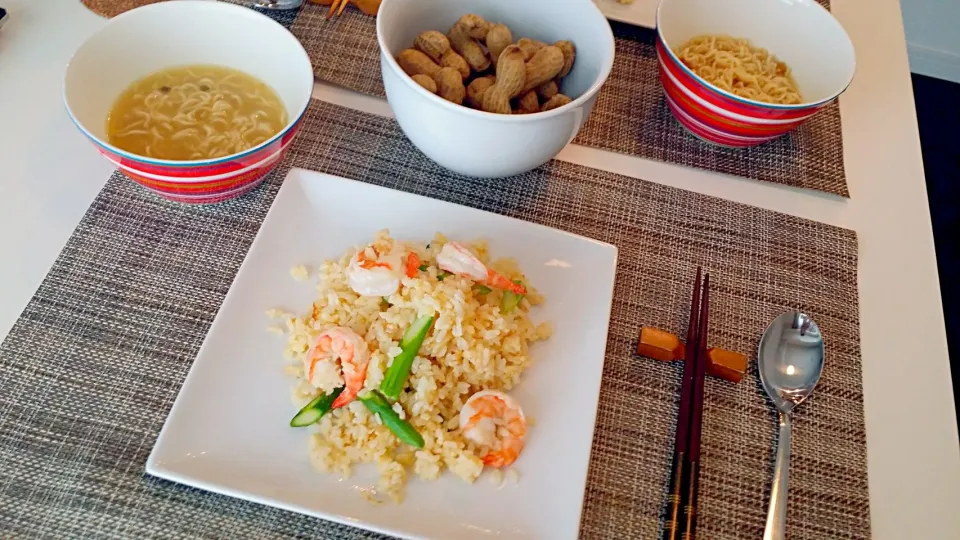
[[63, 1, 313, 204], [656, 0, 855, 147]]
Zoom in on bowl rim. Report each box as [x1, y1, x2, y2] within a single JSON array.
[[375, 0, 616, 121], [654, 0, 857, 110], [62, 0, 315, 168]]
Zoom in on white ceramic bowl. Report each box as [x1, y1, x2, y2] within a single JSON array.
[[63, 1, 314, 203], [377, 0, 615, 178]]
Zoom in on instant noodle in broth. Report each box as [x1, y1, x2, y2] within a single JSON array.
[[106, 64, 288, 161]]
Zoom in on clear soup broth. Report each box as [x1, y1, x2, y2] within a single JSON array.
[[106, 65, 288, 161]]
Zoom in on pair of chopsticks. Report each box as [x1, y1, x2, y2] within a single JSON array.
[[663, 267, 710, 540]]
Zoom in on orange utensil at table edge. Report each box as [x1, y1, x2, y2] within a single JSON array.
[[311, 0, 381, 18]]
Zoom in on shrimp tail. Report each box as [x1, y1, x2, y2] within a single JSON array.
[[486, 269, 527, 295], [330, 359, 369, 409], [331, 388, 356, 409], [482, 454, 505, 467], [482, 438, 524, 467]]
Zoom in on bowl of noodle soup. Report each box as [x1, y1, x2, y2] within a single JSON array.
[[656, 0, 855, 147], [63, 1, 313, 203]]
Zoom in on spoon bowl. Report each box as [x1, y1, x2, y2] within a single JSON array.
[[759, 312, 825, 412], [757, 311, 825, 540]]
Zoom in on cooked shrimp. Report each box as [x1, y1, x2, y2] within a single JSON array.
[[305, 327, 371, 408], [346, 244, 404, 296], [436, 242, 527, 295], [460, 390, 527, 468]]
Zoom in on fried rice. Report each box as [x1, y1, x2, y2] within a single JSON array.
[[270, 230, 552, 502]]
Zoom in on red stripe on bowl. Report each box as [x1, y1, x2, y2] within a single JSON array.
[[660, 70, 807, 137], [655, 39, 819, 121], [144, 180, 265, 204], [665, 95, 778, 147], [122, 162, 278, 195], [98, 123, 301, 178]]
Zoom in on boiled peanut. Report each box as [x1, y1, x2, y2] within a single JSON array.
[[515, 90, 540, 114], [448, 23, 490, 73], [485, 24, 513, 68], [481, 45, 526, 114], [434, 67, 465, 104], [456, 14, 492, 40], [413, 30, 450, 63], [411, 74, 437, 93], [517, 38, 547, 61], [466, 75, 496, 108], [403, 19, 577, 113], [522, 45, 565, 92], [541, 93, 572, 111], [397, 48, 440, 78], [537, 80, 559, 101], [555, 40, 576, 78], [441, 50, 470, 80]]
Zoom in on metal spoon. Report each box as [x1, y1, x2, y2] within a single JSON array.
[[757, 312, 825, 540]]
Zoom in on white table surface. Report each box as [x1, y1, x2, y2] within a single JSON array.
[[1, 0, 958, 537]]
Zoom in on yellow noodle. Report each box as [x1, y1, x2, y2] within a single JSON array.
[[674, 35, 803, 105], [106, 65, 288, 161]]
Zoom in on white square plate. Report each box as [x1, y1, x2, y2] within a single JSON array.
[[597, 0, 657, 28], [147, 168, 618, 540]]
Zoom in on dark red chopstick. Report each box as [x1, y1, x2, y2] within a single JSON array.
[[681, 274, 709, 540], [663, 268, 702, 540]]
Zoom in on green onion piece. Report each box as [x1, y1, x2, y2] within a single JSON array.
[[473, 284, 493, 295], [437, 271, 451, 281], [418, 263, 429, 272], [359, 390, 424, 448], [500, 280, 525, 314], [289, 386, 344, 427], [379, 314, 434, 400]]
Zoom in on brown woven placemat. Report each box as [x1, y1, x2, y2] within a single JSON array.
[[574, 22, 847, 197], [290, 2, 849, 197], [290, 1, 386, 97], [0, 99, 869, 539], [80, 0, 165, 18], [80, 0, 298, 24]]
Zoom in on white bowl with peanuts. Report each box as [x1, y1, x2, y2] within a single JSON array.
[[377, 0, 615, 178]]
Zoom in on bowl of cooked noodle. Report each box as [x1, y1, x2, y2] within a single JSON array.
[[63, 1, 314, 203], [656, 0, 855, 147]]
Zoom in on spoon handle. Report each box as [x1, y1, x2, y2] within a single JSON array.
[[763, 411, 792, 540]]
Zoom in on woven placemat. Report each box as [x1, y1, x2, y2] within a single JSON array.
[[81, 0, 165, 18], [290, 3, 849, 197], [80, 0, 299, 26], [289, 1, 386, 97], [0, 99, 869, 539], [574, 22, 847, 197]]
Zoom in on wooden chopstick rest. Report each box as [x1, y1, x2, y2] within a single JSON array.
[[636, 326, 748, 383]]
